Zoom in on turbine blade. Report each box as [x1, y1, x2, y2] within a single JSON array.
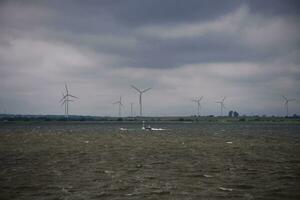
[[222, 97, 226, 102], [142, 87, 151, 93], [68, 94, 79, 99], [61, 99, 66, 106], [65, 83, 68, 93], [131, 85, 141, 93], [60, 95, 67, 103]]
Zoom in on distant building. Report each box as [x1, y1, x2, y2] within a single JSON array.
[[228, 110, 239, 117]]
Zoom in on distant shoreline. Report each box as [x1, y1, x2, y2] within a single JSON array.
[[0, 115, 300, 124]]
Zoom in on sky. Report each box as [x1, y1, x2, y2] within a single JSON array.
[[0, 0, 300, 117]]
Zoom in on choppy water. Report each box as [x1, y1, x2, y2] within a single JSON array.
[[0, 122, 299, 199]]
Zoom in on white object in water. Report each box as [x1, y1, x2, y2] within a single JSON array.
[[226, 141, 233, 144], [142, 121, 152, 130], [144, 125, 153, 131], [219, 187, 233, 191], [119, 128, 128, 131], [142, 121, 165, 131], [151, 128, 166, 131]]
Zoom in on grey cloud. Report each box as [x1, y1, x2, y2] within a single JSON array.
[[0, 0, 299, 116], [2, 1, 298, 69]]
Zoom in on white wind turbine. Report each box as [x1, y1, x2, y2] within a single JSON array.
[[131, 85, 151, 116], [113, 96, 124, 117], [282, 95, 296, 117], [60, 83, 79, 118], [192, 96, 203, 116], [216, 97, 226, 116]]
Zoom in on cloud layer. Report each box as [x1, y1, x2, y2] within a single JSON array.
[[0, 0, 299, 116]]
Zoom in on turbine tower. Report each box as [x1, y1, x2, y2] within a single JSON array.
[[61, 91, 67, 116], [131, 85, 151, 116], [61, 96, 74, 117], [113, 96, 124, 117], [282, 95, 296, 117], [216, 97, 226, 116], [60, 83, 78, 118], [192, 96, 203, 116], [130, 103, 134, 117]]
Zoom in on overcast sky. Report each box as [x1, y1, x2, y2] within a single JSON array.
[[0, 0, 300, 116]]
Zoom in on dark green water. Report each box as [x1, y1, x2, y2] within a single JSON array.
[[0, 122, 299, 199]]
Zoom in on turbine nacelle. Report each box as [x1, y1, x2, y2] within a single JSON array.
[[131, 85, 151, 94], [113, 96, 124, 106], [192, 96, 203, 104], [282, 95, 295, 104]]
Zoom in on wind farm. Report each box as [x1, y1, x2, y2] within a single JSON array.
[[1, 1, 300, 199]]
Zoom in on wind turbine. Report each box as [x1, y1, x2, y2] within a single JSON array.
[[60, 83, 79, 118], [131, 85, 151, 116], [192, 96, 203, 116], [216, 97, 226, 116], [282, 95, 296, 117], [113, 96, 124, 117]]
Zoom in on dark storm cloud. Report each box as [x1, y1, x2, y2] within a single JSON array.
[[49, 1, 300, 68], [2, 0, 299, 69], [82, 0, 300, 26]]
